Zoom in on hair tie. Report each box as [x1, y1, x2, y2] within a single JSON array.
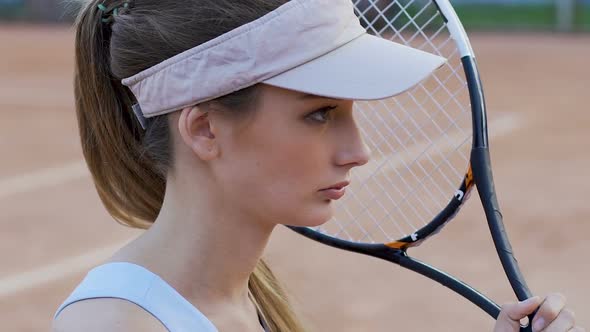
[[97, 1, 130, 24]]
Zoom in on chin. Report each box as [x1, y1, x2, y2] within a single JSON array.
[[285, 205, 333, 228]]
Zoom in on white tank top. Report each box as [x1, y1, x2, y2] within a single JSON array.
[[54, 262, 269, 332]]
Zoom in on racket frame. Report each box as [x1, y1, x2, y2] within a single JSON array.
[[289, 0, 535, 329]]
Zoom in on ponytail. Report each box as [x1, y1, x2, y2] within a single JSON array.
[[74, 0, 163, 228], [74, 1, 305, 330], [250, 260, 305, 331]]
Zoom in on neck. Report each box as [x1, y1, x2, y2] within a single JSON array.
[[113, 170, 275, 312]]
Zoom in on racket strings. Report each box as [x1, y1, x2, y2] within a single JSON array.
[[355, 110, 469, 231], [319, 0, 472, 243], [359, 101, 454, 215], [352, 105, 444, 223], [352, 86, 470, 224]]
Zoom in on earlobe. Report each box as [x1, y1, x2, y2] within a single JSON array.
[[178, 106, 220, 161]]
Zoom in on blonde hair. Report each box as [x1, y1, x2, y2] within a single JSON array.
[[73, 0, 304, 330]]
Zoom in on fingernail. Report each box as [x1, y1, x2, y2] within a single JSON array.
[[533, 318, 545, 332], [520, 296, 539, 305]]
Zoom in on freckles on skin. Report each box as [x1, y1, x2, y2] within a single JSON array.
[[236, 100, 328, 197], [211, 87, 338, 225], [253, 124, 335, 226]]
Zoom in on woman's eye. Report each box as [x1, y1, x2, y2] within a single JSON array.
[[306, 106, 337, 123]]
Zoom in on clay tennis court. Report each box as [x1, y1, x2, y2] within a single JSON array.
[[1, 25, 589, 331]]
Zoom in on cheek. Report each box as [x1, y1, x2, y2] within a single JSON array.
[[218, 132, 333, 224]]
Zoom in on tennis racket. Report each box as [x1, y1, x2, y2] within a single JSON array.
[[288, 0, 536, 329]]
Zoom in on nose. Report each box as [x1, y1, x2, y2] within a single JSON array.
[[334, 120, 371, 169]]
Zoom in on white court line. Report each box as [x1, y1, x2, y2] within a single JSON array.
[[0, 159, 134, 297], [0, 114, 523, 297], [0, 160, 88, 200], [0, 242, 130, 298]]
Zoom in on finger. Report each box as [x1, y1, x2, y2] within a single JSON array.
[[504, 296, 542, 321], [532, 293, 567, 332], [541, 309, 575, 332], [494, 297, 542, 332]]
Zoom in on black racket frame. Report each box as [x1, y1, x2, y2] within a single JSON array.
[[288, 57, 535, 330]]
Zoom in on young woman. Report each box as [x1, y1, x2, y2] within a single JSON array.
[[53, 0, 582, 331]]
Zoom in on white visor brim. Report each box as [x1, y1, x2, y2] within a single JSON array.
[[263, 33, 446, 101]]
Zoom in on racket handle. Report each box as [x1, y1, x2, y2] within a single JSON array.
[[471, 147, 537, 331]]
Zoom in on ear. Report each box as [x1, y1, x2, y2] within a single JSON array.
[[178, 106, 220, 161]]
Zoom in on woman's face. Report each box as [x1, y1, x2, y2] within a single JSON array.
[[209, 84, 370, 227]]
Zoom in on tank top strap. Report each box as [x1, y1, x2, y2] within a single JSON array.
[[54, 262, 218, 332]]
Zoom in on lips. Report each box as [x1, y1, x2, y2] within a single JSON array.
[[320, 181, 350, 191], [319, 181, 349, 200]]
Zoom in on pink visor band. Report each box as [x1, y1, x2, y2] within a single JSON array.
[[121, 0, 447, 127], [121, 0, 366, 119]]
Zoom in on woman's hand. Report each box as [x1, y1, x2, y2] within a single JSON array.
[[493, 293, 584, 332]]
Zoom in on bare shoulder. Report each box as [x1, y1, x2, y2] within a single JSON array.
[[52, 298, 167, 332]]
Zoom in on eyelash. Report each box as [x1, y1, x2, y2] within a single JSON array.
[[305, 105, 337, 124]]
